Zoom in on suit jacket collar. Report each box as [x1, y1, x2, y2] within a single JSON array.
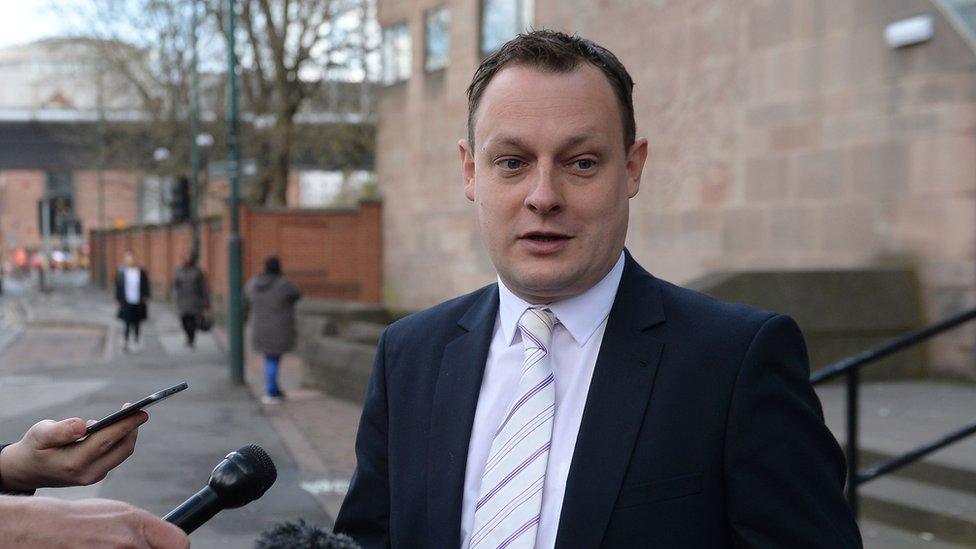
[[554, 249, 666, 547], [427, 283, 499, 548]]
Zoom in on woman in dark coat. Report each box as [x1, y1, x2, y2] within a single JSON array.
[[245, 256, 301, 404], [115, 250, 150, 353], [173, 252, 210, 348]]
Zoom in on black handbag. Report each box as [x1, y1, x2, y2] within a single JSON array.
[[198, 313, 213, 332]]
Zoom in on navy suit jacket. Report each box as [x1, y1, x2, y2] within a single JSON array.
[[334, 253, 861, 548]]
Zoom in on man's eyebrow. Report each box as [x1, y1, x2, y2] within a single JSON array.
[[558, 133, 602, 151], [482, 133, 603, 153], [482, 136, 531, 152]]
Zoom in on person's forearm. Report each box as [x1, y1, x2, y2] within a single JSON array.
[[0, 496, 190, 548], [0, 496, 50, 543]]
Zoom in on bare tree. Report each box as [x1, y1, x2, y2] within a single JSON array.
[[209, 0, 377, 205], [55, 0, 206, 176], [57, 0, 376, 207]]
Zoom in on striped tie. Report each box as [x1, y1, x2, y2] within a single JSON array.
[[470, 307, 557, 549]]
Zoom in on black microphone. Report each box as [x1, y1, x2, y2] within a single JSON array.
[[163, 444, 277, 534], [254, 519, 361, 548]]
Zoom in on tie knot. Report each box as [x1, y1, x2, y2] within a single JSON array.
[[518, 307, 557, 351]]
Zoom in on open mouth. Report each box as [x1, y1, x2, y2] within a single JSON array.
[[526, 235, 567, 241], [521, 232, 572, 243]]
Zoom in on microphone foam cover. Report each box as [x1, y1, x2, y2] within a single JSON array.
[[254, 519, 361, 549]]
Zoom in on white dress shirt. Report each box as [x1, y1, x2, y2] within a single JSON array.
[[124, 267, 141, 304], [460, 252, 626, 549]]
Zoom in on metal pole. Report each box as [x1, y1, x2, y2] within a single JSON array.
[[226, 0, 244, 385], [96, 71, 106, 229], [190, 0, 201, 260], [40, 198, 52, 293], [96, 68, 107, 286], [845, 368, 859, 517]]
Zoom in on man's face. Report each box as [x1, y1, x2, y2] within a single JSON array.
[[460, 63, 648, 304]]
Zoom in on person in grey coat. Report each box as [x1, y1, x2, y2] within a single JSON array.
[[173, 252, 210, 348], [245, 256, 301, 404]]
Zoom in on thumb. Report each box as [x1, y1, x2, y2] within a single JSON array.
[[142, 513, 190, 549], [30, 418, 87, 448]]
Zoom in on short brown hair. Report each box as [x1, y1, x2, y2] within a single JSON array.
[[466, 29, 636, 150]]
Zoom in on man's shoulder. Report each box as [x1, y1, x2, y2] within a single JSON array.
[[383, 283, 496, 345], [652, 275, 783, 336]]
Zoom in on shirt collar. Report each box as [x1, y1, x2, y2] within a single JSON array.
[[497, 251, 626, 347]]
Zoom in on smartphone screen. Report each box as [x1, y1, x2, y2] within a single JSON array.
[[85, 382, 189, 435]]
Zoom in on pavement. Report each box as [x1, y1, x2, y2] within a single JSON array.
[[0, 272, 329, 548]]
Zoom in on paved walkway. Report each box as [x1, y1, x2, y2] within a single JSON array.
[[0, 279, 328, 548]]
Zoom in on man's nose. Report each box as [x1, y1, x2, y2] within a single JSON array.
[[524, 164, 564, 215]]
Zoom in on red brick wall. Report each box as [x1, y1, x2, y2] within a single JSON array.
[[74, 170, 141, 232], [90, 201, 382, 305], [0, 170, 46, 258]]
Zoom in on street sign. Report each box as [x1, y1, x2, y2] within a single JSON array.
[[208, 159, 258, 179]]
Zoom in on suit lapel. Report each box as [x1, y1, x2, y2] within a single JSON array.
[[427, 285, 499, 548], [555, 253, 667, 548]]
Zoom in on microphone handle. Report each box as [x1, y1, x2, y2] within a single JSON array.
[[163, 486, 222, 534]]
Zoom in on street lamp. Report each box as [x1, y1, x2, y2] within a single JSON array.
[[153, 147, 171, 163], [225, 0, 244, 385], [195, 133, 214, 148]]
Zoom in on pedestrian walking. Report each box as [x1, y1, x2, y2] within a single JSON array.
[[245, 257, 301, 405], [173, 252, 210, 349], [115, 250, 150, 353]]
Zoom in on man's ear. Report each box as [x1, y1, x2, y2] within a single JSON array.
[[459, 139, 476, 202], [626, 137, 649, 198]]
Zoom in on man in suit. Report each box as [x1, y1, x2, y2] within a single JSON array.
[[335, 30, 861, 548]]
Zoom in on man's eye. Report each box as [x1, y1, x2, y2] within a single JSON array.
[[575, 159, 596, 170], [501, 159, 523, 170]]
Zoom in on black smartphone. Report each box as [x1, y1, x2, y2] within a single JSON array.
[[85, 382, 189, 435]]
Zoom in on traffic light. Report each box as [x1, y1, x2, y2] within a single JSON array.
[[171, 177, 191, 222]]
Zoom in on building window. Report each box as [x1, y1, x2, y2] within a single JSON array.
[[481, 0, 533, 55], [425, 5, 451, 72], [382, 22, 411, 85]]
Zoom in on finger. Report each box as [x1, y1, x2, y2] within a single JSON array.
[[79, 411, 146, 458], [82, 430, 140, 484], [30, 418, 87, 448], [142, 513, 190, 549], [88, 410, 149, 443]]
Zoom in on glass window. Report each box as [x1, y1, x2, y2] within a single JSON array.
[[481, 0, 533, 55], [425, 5, 451, 72], [382, 22, 411, 85]]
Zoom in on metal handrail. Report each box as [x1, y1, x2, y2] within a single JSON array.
[[857, 420, 976, 484], [811, 307, 976, 385], [810, 305, 976, 517]]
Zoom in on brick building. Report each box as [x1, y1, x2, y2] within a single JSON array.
[[376, 0, 976, 378]]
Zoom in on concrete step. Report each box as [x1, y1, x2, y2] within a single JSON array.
[[859, 476, 976, 546], [817, 382, 976, 492], [861, 519, 969, 548], [856, 446, 976, 496]]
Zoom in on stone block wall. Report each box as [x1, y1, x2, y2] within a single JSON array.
[[377, 0, 976, 378]]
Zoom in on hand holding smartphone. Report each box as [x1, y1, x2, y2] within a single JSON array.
[[85, 382, 189, 435]]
